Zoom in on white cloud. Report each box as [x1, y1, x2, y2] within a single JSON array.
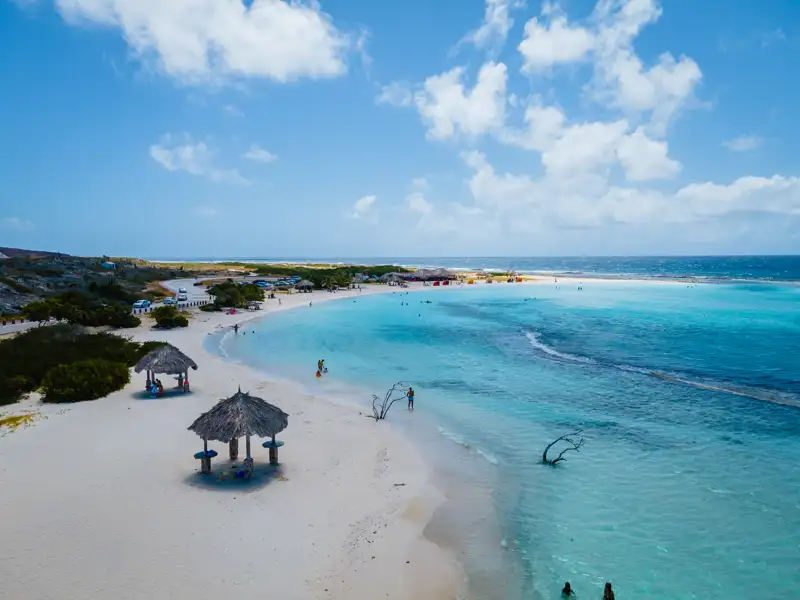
[[500, 101, 680, 181], [518, 14, 594, 72], [350, 194, 377, 219], [407, 192, 433, 215], [616, 126, 680, 181], [243, 144, 277, 164], [723, 135, 764, 152], [355, 27, 372, 70], [376, 81, 413, 107], [150, 134, 248, 184], [461, 152, 800, 230], [460, 0, 525, 52], [48, 0, 350, 85], [223, 105, 244, 117], [414, 62, 507, 140], [193, 206, 218, 218], [1, 217, 35, 231], [590, 0, 702, 134]]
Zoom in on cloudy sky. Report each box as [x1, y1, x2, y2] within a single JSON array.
[[1, 0, 799, 258]]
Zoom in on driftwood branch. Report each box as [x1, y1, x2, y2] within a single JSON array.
[[371, 382, 410, 421], [542, 430, 585, 465]]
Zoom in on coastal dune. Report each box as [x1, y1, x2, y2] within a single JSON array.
[[0, 286, 464, 600]]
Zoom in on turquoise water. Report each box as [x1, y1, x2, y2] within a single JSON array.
[[217, 281, 800, 599]]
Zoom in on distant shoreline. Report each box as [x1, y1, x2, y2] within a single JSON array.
[[146, 257, 800, 284]]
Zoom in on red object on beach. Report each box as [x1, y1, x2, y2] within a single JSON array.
[[315, 371, 321, 378]]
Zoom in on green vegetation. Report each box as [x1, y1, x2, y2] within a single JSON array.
[[0, 324, 164, 406], [205, 280, 265, 311], [255, 264, 408, 289], [152, 305, 189, 328], [22, 288, 141, 328], [41, 359, 131, 404]]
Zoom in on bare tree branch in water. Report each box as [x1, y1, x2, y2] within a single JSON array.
[[542, 430, 585, 465], [371, 382, 411, 421]]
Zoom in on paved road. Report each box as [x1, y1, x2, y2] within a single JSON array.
[[0, 319, 46, 336]]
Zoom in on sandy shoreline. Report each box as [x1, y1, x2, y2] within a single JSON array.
[[0, 283, 469, 600]]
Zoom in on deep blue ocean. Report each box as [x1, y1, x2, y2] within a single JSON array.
[[211, 259, 800, 600]]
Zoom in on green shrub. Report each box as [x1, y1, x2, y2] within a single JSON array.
[[22, 292, 140, 328], [199, 303, 220, 312], [152, 305, 189, 328], [0, 324, 153, 405], [42, 359, 130, 403]]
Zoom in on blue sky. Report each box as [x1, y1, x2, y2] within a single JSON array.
[[1, 0, 799, 258]]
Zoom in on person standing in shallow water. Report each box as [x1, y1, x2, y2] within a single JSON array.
[[407, 386, 415, 411], [561, 582, 574, 597], [603, 582, 615, 600]]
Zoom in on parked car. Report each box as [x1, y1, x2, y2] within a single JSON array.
[[163, 297, 177, 306], [177, 293, 188, 302], [132, 300, 151, 309], [178, 287, 187, 293]]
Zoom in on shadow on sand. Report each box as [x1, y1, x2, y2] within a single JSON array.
[[132, 389, 194, 401], [183, 459, 286, 493]]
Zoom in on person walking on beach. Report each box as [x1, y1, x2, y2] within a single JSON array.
[[603, 582, 615, 600], [407, 386, 415, 411], [234, 323, 239, 335]]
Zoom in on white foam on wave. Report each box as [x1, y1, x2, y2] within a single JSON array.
[[437, 427, 500, 465], [525, 331, 800, 407], [525, 332, 596, 364]]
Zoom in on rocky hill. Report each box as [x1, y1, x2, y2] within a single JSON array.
[[0, 250, 196, 315]]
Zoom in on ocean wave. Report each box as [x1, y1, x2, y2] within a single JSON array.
[[437, 427, 500, 465], [525, 332, 596, 364], [524, 331, 800, 408]]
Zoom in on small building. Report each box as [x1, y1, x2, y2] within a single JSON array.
[[100, 261, 116, 270], [295, 280, 314, 293], [0, 252, 9, 261]]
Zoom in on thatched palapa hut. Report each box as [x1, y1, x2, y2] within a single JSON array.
[[295, 279, 314, 292], [134, 343, 197, 393], [188, 388, 289, 477]]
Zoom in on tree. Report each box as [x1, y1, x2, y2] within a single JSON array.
[[22, 300, 53, 325], [371, 381, 411, 421], [542, 430, 585, 465], [152, 305, 189, 328]]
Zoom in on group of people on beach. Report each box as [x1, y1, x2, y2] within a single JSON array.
[[316, 359, 327, 378], [562, 581, 615, 599]]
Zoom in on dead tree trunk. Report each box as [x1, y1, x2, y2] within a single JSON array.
[[542, 430, 585, 466], [371, 382, 411, 421]]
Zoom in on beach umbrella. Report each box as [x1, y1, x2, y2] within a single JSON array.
[[188, 388, 289, 475], [134, 343, 198, 392]]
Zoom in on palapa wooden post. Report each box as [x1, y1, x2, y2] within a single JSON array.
[[244, 434, 254, 479], [229, 438, 239, 460], [269, 435, 278, 465]]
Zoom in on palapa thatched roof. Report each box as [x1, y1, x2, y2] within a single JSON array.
[[295, 279, 314, 288], [412, 268, 456, 281], [134, 343, 198, 375], [188, 388, 289, 443], [379, 272, 406, 283]]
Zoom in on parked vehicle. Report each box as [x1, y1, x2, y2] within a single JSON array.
[[178, 287, 187, 293], [132, 300, 151, 309], [177, 293, 188, 302], [163, 297, 177, 306]]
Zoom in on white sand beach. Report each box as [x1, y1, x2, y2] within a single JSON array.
[[0, 284, 466, 600]]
